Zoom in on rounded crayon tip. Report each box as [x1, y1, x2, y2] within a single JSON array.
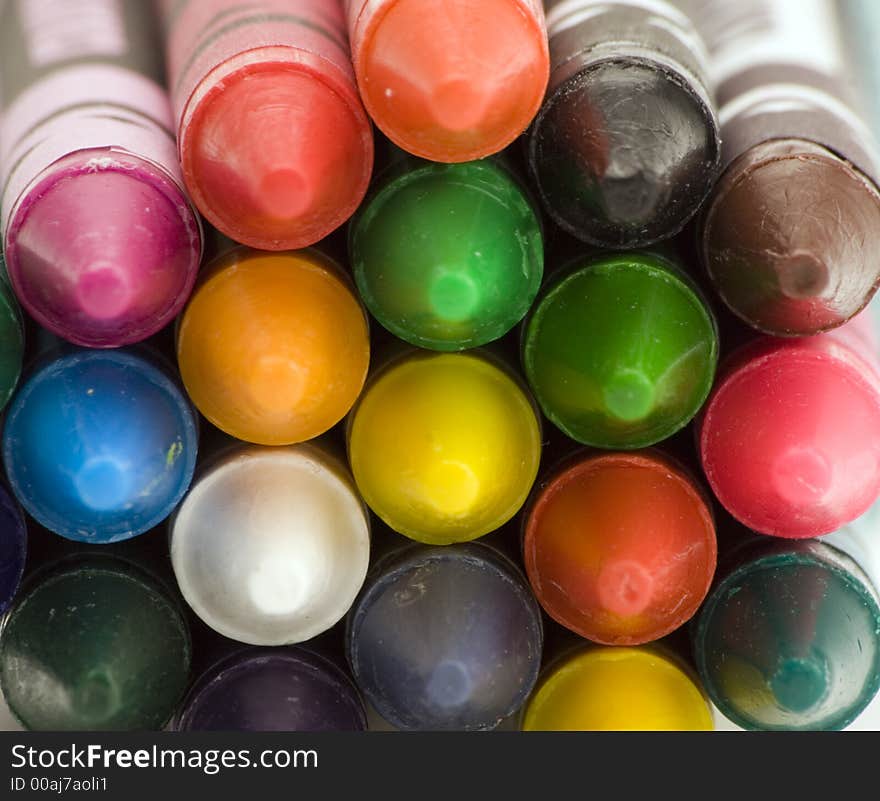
[[350, 159, 543, 350], [694, 540, 880, 730], [423, 460, 481, 516], [523, 252, 718, 448], [603, 369, 656, 422], [771, 656, 830, 714], [522, 647, 714, 731], [702, 139, 880, 334], [430, 79, 489, 132], [248, 355, 305, 414], [347, 351, 542, 544], [75, 263, 133, 320], [74, 457, 131, 511], [4, 150, 201, 347], [597, 560, 655, 617], [772, 446, 833, 506], [776, 251, 830, 300], [76, 669, 121, 723], [353, 0, 549, 162], [429, 271, 481, 322], [427, 660, 473, 708], [182, 64, 372, 250], [258, 167, 313, 220], [523, 451, 716, 645], [529, 58, 720, 247]]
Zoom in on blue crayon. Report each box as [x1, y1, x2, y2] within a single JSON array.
[[0, 483, 26, 614], [2, 347, 197, 543]]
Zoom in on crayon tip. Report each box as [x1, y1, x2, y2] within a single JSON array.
[[4, 153, 200, 346], [430, 79, 489, 132], [772, 446, 833, 506], [600, 170, 664, 226], [248, 355, 305, 414], [603, 369, 656, 422], [597, 560, 655, 617], [775, 251, 830, 299], [423, 459, 481, 515], [77, 669, 121, 723], [257, 167, 313, 220], [183, 68, 371, 250], [75, 263, 134, 320], [74, 457, 131, 511], [426, 660, 473, 708], [771, 656, 830, 714], [429, 271, 481, 322]]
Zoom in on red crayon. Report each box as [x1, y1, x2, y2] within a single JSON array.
[[523, 451, 717, 646], [344, 0, 549, 162], [161, 0, 373, 250], [698, 309, 880, 539]]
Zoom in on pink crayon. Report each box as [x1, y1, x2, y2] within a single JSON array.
[[0, 0, 202, 347]]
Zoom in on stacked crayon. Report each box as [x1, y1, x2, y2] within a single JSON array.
[[1, 0, 880, 734]]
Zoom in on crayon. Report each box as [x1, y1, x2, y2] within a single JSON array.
[[528, 0, 721, 248], [170, 443, 371, 646], [344, 0, 549, 163], [349, 156, 543, 351], [524, 451, 716, 645], [176, 247, 370, 446], [0, 483, 27, 616], [0, 264, 24, 411], [694, 537, 880, 731], [2, 347, 197, 544], [175, 648, 366, 732], [346, 542, 543, 731], [522, 645, 713, 730], [160, 0, 373, 250], [0, 555, 191, 730], [698, 313, 880, 539], [522, 251, 718, 449], [686, 0, 880, 335], [0, 0, 202, 348], [347, 350, 542, 544]]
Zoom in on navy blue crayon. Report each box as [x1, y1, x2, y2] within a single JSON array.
[[346, 541, 543, 731]]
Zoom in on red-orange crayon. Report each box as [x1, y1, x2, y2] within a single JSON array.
[[524, 451, 717, 645]]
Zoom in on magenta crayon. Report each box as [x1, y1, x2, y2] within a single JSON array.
[[161, 0, 373, 250], [0, 0, 202, 348], [698, 306, 880, 539]]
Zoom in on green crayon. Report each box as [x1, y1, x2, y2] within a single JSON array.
[[522, 251, 718, 448], [350, 158, 543, 351]]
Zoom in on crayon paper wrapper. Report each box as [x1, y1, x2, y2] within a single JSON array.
[[542, 0, 711, 95], [161, 0, 356, 128], [680, 0, 880, 178]]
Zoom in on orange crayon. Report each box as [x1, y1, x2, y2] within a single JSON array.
[[177, 247, 370, 446], [344, 0, 549, 162]]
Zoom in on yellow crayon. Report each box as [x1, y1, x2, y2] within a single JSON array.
[[523, 647, 714, 731], [347, 350, 541, 545]]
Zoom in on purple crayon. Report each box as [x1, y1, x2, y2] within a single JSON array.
[[174, 648, 367, 732], [0, 0, 202, 347]]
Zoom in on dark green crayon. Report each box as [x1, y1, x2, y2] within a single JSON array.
[[0, 555, 191, 730]]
